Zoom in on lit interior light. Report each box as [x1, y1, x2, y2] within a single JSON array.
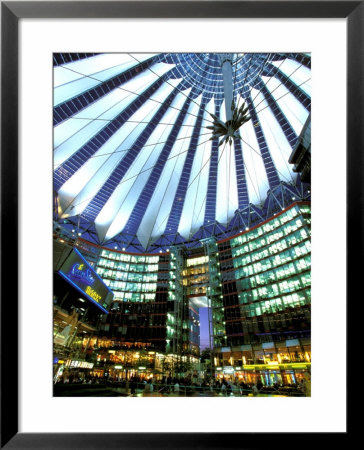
[[53, 55, 311, 253]]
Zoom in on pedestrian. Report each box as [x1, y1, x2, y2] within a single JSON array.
[[144, 380, 151, 394], [240, 380, 248, 395], [130, 378, 136, 396], [149, 379, 154, 393], [231, 382, 239, 396], [303, 373, 311, 397], [174, 381, 180, 394], [227, 382, 232, 396], [252, 383, 259, 397], [221, 382, 227, 396]]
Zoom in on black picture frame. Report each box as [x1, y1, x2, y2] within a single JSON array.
[[1, 1, 358, 448]]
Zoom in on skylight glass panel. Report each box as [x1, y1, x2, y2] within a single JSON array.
[[54, 54, 132, 86], [251, 88, 294, 183], [262, 76, 309, 135], [54, 53, 157, 85], [54, 68, 171, 168], [272, 58, 311, 96], [215, 140, 239, 225], [239, 117, 270, 205], [146, 62, 176, 80], [137, 92, 197, 248], [57, 100, 158, 217], [178, 97, 212, 239], [54, 54, 156, 106], [53, 52, 311, 250], [95, 86, 182, 241]]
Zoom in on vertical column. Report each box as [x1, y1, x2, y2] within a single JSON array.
[[168, 246, 186, 374], [219, 54, 234, 121], [202, 237, 225, 378]]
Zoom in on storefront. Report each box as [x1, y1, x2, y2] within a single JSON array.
[[215, 362, 311, 385], [53, 358, 95, 383]]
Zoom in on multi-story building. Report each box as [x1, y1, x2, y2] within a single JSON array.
[[54, 201, 310, 385], [214, 201, 311, 385], [53, 52, 312, 387], [53, 239, 114, 382]]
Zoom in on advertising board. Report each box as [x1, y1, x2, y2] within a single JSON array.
[[58, 248, 113, 313]]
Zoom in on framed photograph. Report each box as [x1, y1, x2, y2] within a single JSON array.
[[1, 1, 358, 448]]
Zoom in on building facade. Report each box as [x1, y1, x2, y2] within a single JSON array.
[[214, 201, 311, 385], [54, 201, 310, 385]]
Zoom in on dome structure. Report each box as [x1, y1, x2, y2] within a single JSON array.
[[53, 52, 311, 252]]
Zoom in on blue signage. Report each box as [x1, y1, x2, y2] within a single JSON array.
[[69, 263, 95, 286], [58, 248, 113, 313]]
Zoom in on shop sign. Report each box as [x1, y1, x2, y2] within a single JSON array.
[[286, 339, 300, 347], [66, 359, 94, 369], [223, 366, 234, 374], [291, 363, 308, 369], [242, 363, 310, 371], [243, 365, 256, 370], [240, 345, 252, 351], [85, 285, 102, 304], [280, 364, 294, 370], [58, 249, 113, 313], [258, 364, 279, 370], [69, 263, 95, 286]]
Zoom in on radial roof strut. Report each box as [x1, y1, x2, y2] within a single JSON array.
[[53, 53, 311, 252]]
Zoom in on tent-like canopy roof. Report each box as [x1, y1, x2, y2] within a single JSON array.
[[53, 52, 311, 252]]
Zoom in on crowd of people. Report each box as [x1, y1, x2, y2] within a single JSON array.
[[55, 372, 311, 397], [115, 375, 310, 397]]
